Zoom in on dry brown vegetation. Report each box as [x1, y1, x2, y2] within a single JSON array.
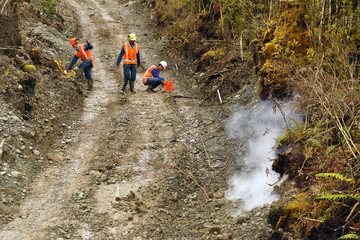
[[150, 0, 360, 238]]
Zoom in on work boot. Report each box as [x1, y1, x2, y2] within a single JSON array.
[[87, 78, 93, 90], [129, 81, 136, 94], [146, 85, 155, 92], [121, 80, 128, 93]]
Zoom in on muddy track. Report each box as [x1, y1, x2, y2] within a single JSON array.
[[0, 0, 278, 239], [0, 0, 179, 238], [0, 0, 229, 238]]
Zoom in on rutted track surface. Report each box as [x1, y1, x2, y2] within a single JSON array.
[[0, 0, 277, 239], [0, 0, 166, 238]]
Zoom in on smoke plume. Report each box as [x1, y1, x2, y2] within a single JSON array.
[[225, 100, 295, 212]]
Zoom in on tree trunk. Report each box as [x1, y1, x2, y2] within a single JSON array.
[[240, 31, 243, 61], [318, 0, 326, 44], [219, 1, 225, 39], [328, 0, 332, 29]]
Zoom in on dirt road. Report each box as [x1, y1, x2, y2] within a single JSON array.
[[0, 0, 276, 239], [1, 0, 169, 238]]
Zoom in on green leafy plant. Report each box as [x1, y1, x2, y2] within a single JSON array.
[[276, 131, 288, 146], [277, 118, 320, 146], [316, 173, 355, 184], [314, 172, 359, 238], [326, 145, 336, 157], [321, 205, 336, 220], [22, 65, 36, 72], [315, 173, 359, 201], [315, 194, 357, 201], [41, 0, 58, 19], [287, 117, 310, 144], [338, 234, 360, 240]]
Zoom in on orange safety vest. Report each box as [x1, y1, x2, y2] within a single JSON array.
[[142, 65, 158, 84], [122, 42, 139, 64], [75, 43, 94, 68]]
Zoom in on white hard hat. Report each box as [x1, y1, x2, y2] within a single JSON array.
[[159, 61, 167, 69]]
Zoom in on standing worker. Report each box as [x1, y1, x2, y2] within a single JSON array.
[[116, 33, 140, 93], [67, 38, 95, 91], [142, 61, 167, 92]]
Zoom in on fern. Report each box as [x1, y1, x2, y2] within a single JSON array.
[[306, 138, 322, 149], [287, 117, 320, 144], [276, 132, 288, 146], [316, 193, 360, 201], [326, 145, 336, 157], [316, 194, 349, 201], [316, 173, 355, 184], [324, 205, 335, 218], [287, 117, 306, 142], [338, 233, 360, 239], [290, 117, 306, 133], [349, 194, 360, 200]]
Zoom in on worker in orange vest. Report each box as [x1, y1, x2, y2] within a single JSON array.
[[116, 33, 140, 93], [142, 61, 167, 92], [67, 38, 94, 90]]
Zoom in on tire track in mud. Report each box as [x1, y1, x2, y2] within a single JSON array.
[[63, 1, 182, 239]]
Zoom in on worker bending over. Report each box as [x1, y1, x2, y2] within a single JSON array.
[[116, 33, 140, 93], [67, 38, 94, 91], [142, 61, 167, 92]]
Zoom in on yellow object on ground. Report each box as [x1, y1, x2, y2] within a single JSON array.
[[54, 60, 76, 77], [54, 60, 63, 71], [64, 70, 76, 78]]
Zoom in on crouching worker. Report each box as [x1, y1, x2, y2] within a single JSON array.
[[142, 61, 167, 92], [67, 38, 94, 90]]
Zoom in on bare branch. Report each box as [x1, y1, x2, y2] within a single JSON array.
[[346, 202, 359, 223], [1, 0, 10, 14]]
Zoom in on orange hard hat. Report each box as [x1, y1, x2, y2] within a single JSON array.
[[70, 38, 79, 46]]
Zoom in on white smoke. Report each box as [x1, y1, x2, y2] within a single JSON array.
[[225, 100, 295, 212]]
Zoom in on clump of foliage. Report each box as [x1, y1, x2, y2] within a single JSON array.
[[275, 193, 312, 230], [152, 0, 265, 62], [338, 234, 360, 240], [41, 0, 58, 19], [275, 44, 360, 236], [311, 173, 360, 239], [22, 65, 36, 72], [259, 1, 309, 99], [266, 1, 360, 236]]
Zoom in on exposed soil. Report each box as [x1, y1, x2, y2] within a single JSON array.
[[0, 0, 300, 239], [0, 15, 22, 47]]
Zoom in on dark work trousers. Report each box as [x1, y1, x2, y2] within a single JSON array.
[[144, 77, 163, 89], [122, 63, 137, 90], [79, 59, 93, 80]]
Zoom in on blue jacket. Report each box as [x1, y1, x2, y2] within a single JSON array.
[[67, 43, 94, 70], [150, 65, 164, 81], [143, 64, 164, 87]]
